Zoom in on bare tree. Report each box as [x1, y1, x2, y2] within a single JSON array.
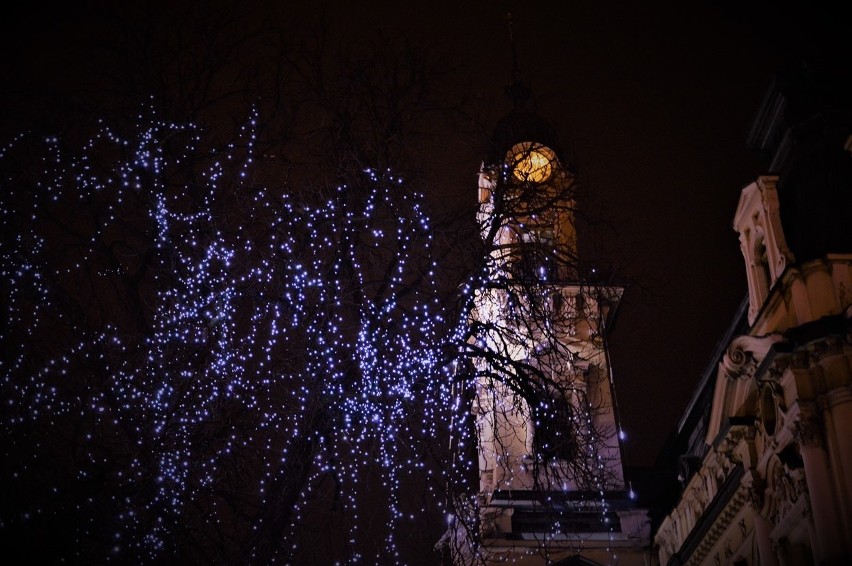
[[0, 104, 466, 563], [438, 138, 630, 564], [1, 5, 627, 565]]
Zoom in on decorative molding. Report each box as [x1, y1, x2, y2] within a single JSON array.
[[719, 335, 783, 382], [747, 478, 766, 511], [767, 460, 807, 526], [793, 411, 823, 448], [810, 335, 845, 361]]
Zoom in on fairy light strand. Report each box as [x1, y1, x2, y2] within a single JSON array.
[[0, 107, 468, 563]]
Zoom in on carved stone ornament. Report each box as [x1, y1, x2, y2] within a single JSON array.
[[810, 335, 845, 361], [765, 456, 807, 525], [720, 346, 756, 382], [776, 467, 800, 522], [747, 480, 766, 511], [720, 335, 783, 381], [793, 412, 823, 448]]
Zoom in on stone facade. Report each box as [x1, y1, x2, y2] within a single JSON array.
[[655, 64, 852, 566], [446, 112, 651, 565]]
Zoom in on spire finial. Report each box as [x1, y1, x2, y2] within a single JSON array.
[[505, 12, 531, 110]]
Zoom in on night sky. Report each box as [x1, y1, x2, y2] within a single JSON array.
[[1, 0, 842, 474], [304, 0, 838, 468]]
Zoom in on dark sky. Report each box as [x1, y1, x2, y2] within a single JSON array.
[[323, 0, 837, 468], [1, 0, 840, 472]]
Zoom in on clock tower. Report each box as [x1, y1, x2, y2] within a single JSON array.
[[454, 110, 651, 565]]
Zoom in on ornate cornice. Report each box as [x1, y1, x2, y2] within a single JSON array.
[[719, 335, 783, 382]]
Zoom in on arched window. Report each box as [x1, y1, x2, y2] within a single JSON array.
[[512, 223, 556, 281], [530, 389, 576, 461]]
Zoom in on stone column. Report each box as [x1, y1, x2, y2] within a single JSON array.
[[796, 407, 845, 564], [751, 516, 778, 566], [753, 514, 778, 566], [824, 386, 852, 546], [749, 483, 779, 566]]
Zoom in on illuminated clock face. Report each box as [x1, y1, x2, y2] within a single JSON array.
[[509, 142, 556, 183]]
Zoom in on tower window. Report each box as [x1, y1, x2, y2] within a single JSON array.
[[513, 224, 556, 280], [531, 390, 576, 461]]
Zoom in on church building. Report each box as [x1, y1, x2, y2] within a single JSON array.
[[653, 61, 852, 566]]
